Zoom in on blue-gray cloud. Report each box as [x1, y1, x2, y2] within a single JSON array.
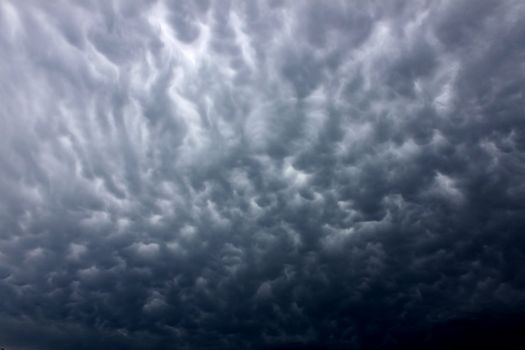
[[1, 0, 525, 349]]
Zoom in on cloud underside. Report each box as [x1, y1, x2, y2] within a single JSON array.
[[1, 0, 525, 349]]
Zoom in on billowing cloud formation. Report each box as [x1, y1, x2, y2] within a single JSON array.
[[1, 0, 525, 349]]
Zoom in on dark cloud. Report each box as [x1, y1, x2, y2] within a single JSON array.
[[1, 0, 525, 349]]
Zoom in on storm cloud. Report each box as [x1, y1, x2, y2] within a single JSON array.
[[1, 0, 525, 349]]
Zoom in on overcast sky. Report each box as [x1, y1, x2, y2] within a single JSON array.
[[1, 1, 525, 349]]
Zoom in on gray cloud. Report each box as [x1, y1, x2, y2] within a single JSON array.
[[1, 0, 525, 349]]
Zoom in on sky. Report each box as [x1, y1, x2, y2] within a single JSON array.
[[0, 0, 525, 349]]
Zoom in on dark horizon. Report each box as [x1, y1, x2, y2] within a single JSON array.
[[1, 0, 525, 349]]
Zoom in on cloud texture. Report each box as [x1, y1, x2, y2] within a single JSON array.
[[1, 0, 525, 349]]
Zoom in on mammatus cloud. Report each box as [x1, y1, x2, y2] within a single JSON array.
[[1, 0, 525, 349]]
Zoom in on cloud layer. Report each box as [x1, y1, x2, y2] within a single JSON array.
[[1, 0, 525, 349]]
